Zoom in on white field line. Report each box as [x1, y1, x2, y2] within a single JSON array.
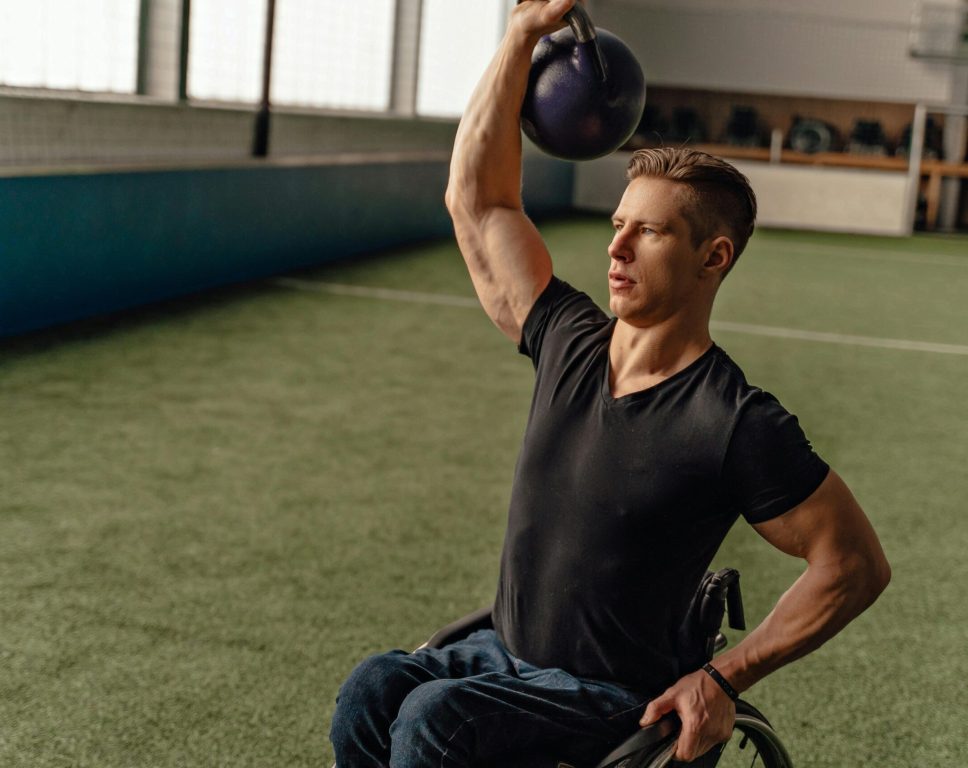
[[751, 241, 968, 268], [710, 320, 968, 356], [273, 277, 481, 309], [273, 278, 968, 357]]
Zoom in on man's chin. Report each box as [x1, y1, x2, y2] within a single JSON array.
[[609, 295, 637, 320], [609, 298, 659, 329]]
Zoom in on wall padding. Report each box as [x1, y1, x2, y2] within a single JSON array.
[[0, 155, 573, 337]]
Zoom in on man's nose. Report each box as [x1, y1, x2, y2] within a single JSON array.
[[608, 230, 632, 262]]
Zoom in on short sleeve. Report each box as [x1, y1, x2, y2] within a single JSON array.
[[723, 393, 830, 524], [518, 276, 607, 366]]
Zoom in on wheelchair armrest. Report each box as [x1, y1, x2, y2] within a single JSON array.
[[593, 713, 680, 768], [418, 606, 494, 650]]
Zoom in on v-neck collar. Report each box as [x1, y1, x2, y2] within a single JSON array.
[[601, 323, 717, 406]]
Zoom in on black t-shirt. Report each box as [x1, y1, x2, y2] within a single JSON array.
[[492, 277, 829, 694]]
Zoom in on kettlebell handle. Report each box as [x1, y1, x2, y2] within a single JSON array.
[[563, 3, 608, 83], [562, 2, 595, 43], [518, 1, 609, 82]]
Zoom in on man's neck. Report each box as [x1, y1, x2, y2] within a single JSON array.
[[608, 316, 713, 398]]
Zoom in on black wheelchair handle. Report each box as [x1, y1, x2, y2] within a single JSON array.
[[593, 713, 680, 768], [707, 568, 746, 632], [726, 573, 746, 631]]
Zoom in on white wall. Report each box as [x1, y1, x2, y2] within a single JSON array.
[[730, 161, 910, 235], [573, 153, 912, 236], [595, 0, 965, 104]]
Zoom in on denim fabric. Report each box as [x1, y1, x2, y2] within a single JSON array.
[[330, 629, 649, 768]]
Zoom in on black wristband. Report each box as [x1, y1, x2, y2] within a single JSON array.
[[702, 663, 739, 701]]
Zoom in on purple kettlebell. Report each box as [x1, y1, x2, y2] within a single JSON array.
[[520, 3, 646, 161]]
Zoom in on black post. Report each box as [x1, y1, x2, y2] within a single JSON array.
[[136, 0, 151, 95], [178, 0, 191, 101], [253, 0, 277, 157]]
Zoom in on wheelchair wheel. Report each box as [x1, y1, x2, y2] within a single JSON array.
[[707, 700, 793, 768], [600, 700, 792, 768]]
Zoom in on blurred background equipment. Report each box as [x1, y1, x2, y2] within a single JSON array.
[[666, 106, 707, 144], [633, 103, 670, 144], [846, 119, 890, 156], [897, 115, 946, 159], [722, 105, 766, 147], [628, 105, 707, 147], [787, 116, 840, 154]]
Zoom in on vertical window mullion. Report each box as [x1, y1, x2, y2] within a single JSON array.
[[389, 0, 423, 116]]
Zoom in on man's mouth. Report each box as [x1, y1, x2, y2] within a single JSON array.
[[608, 271, 636, 290]]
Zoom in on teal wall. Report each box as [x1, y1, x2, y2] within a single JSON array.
[[0, 155, 574, 337]]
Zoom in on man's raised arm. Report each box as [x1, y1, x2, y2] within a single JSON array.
[[445, 0, 576, 343]]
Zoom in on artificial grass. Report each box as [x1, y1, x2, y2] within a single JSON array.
[[1, 218, 966, 766]]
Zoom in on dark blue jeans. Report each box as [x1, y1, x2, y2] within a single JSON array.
[[329, 629, 649, 768]]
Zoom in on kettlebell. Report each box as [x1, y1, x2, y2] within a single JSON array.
[[520, 3, 646, 161]]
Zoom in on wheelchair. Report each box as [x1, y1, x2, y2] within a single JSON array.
[[416, 569, 793, 768]]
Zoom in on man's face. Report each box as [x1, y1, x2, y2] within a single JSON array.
[[607, 177, 711, 327]]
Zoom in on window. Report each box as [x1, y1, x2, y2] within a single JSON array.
[[0, 0, 140, 92], [416, 0, 510, 117], [188, 0, 268, 103], [0, 0, 514, 115], [271, 0, 396, 111]]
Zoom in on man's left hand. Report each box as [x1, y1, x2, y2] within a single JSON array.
[[639, 668, 736, 762]]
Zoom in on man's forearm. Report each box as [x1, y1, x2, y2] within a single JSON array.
[[446, 30, 536, 215], [446, 1, 574, 216], [712, 553, 890, 693]]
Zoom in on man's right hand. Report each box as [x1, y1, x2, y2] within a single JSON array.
[[508, 0, 577, 43]]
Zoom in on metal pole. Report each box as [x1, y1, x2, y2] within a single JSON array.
[[136, 0, 151, 95], [178, 0, 191, 101], [903, 103, 928, 235], [253, 0, 277, 157]]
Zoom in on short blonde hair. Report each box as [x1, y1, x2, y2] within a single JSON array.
[[626, 148, 757, 272]]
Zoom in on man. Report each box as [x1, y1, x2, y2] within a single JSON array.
[[329, 1, 891, 765]]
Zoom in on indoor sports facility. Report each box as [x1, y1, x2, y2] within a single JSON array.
[[1, 1, 966, 766]]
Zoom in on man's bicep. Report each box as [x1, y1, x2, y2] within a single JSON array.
[[753, 470, 886, 567], [453, 206, 553, 342]]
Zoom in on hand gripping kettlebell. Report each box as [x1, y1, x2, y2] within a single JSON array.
[[520, 2, 646, 161]]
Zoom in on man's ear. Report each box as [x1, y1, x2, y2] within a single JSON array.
[[702, 236, 734, 278]]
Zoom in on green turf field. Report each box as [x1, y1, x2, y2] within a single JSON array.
[[2, 217, 966, 767]]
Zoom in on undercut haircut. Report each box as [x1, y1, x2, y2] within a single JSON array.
[[625, 148, 757, 275]]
